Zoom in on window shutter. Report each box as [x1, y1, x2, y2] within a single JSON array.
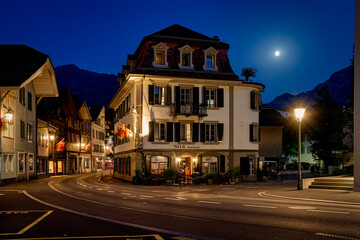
[[148, 85, 154, 105], [166, 86, 172, 105], [220, 155, 225, 173], [217, 123, 224, 142], [250, 124, 254, 142], [193, 87, 199, 114], [217, 88, 224, 107], [240, 157, 251, 175], [166, 122, 173, 142], [174, 86, 180, 113], [250, 91, 255, 109], [174, 122, 180, 142], [202, 87, 207, 106], [19, 88, 22, 104], [192, 123, 199, 142], [148, 122, 154, 142], [200, 123, 205, 142]]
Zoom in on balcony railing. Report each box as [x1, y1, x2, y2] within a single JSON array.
[[170, 104, 207, 117]]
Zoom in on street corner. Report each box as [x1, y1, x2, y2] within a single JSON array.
[[0, 210, 53, 237]]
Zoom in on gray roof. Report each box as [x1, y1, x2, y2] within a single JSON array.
[[0, 45, 49, 86]]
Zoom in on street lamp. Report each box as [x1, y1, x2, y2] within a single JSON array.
[[4, 109, 13, 124], [294, 105, 306, 190]]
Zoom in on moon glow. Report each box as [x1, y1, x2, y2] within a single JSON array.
[[274, 50, 280, 56]]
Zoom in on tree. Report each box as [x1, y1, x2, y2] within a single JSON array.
[[310, 85, 345, 170], [241, 67, 257, 82]]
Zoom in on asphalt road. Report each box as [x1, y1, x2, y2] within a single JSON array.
[[1, 173, 360, 240]]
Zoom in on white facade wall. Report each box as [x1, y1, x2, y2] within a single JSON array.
[[15, 82, 36, 180], [91, 108, 106, 169]]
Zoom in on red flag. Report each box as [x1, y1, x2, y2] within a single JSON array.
[[56, 138, 65, 151]]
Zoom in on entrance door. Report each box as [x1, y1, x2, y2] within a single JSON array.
[[180, 157, 191, 178]]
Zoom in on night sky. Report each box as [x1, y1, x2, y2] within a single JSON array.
[[0, 0, 354, 103]]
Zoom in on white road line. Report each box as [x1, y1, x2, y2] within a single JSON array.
[[23, 189, 222, 240], [88, 186, 93, 189], [107, 190, 115, 193], [243, 204, 277, 209], [289, 206, 317, 210], [164, 197, 184, 201], [221, 188, 236, 190], [121, 193, 131, 195], [139, 195, 154, 198], [198, 201, 221, 205], [316, 233, 360, 240], [83, 185, 87, 187], [96, 188, 104, 191], [308, 209, 350, 215]]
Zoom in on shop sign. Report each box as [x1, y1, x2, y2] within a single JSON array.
[[174, 144, 200, 149]]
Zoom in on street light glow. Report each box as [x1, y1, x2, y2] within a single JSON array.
[[294, 107, 306, 121]]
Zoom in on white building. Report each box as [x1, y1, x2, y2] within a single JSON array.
[[90, 105, 106, 169], [109, 25, 264, 181], [0, 45, 58, 185]]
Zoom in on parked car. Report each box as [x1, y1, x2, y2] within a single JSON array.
[[259, 160, 278, 176]]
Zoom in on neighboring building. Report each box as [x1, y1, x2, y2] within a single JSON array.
[[90, 105, 106, 169], [0, 45, 58, 185], [37, 118, 57, 177], [109, 25, 264, 181], [105, 109, 115, 170], [259, 108, 285, 161], [287, 132, 317, 166], [38, 87, 81, 175], [73, 95, 93, 173]]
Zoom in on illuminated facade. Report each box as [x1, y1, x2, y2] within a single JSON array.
[[109, 25, 264, 181]]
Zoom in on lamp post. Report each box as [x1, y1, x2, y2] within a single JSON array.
[[294, 106, 306, 190]]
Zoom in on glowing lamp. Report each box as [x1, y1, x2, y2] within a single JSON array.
[[294, 107, 305, 121], [49, 135, 55, 141], [4, 110, 13, 123]]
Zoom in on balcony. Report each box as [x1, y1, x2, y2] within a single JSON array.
[[170, 104, 207, 117]]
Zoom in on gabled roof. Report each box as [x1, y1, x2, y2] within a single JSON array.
[[89, 105, 104, 121], [148, 24, 215, 42], [0, 45, 58, 97], [260, 108, 286, 126]]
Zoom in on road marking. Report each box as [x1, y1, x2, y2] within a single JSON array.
[[221, 188, 236, 190], [164, 197, 184, 201], [198, 201, 221, 205], [259, 191, 360, 206], [243, 204, 277, 209], [140, 195, 154, 198], [121, 193, 131, 195], [83, 185, 87, 187], [0, 210, 53, 236], [3, 234, 165, 239], [308, 209, 350, 215], [288, 206, 317, 210], [24, 188, 222, 240], [316, 233, 360, 240], [88, 186, 93, 189], [152, 190, 168, 193], [96, 188, 104, 191]]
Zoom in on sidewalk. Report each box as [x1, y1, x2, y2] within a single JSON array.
[[100, 171, 360, 205]]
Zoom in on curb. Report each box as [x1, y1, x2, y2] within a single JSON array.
[[259, 191, 360, 206]]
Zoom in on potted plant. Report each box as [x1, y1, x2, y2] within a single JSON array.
[[206, 172, 217, 185], [163, 167, 177, 186], [231, 168, 241, 184]]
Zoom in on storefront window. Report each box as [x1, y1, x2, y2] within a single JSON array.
[[58, 161, 63, 173], [202, 156, 218, 174], [151, 156, 168, 175], [28, 153, 34, 172], [49, 161, 54, 174], [84, 158, 90, 169], [18, 152, 25, 174]]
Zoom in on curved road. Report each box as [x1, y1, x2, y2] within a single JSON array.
[[2, 173, 360, 240]]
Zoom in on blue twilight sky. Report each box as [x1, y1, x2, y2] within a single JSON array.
[[0, 0, 354, 103]]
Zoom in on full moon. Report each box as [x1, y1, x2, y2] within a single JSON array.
[[274, 50, 280, 56]]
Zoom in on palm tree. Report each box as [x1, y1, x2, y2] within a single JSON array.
[[241, 67, 257, 82]]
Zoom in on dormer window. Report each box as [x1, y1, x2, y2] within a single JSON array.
[[203, 47, 219, 71], [152, 42, 169, 68], [179, 45, 194, 69]]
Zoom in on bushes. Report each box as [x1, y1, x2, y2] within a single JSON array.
[[231, 168, 241, 178], [332, 164, 354, 176], [163, 167, 177, 179], [132, 169, 143, 185], [206, 172, 217, 181]]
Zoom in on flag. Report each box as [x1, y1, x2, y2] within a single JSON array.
[[85, 142, 92, 151], [118, 124, 124, 140], [56, 138, 65, 151]]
